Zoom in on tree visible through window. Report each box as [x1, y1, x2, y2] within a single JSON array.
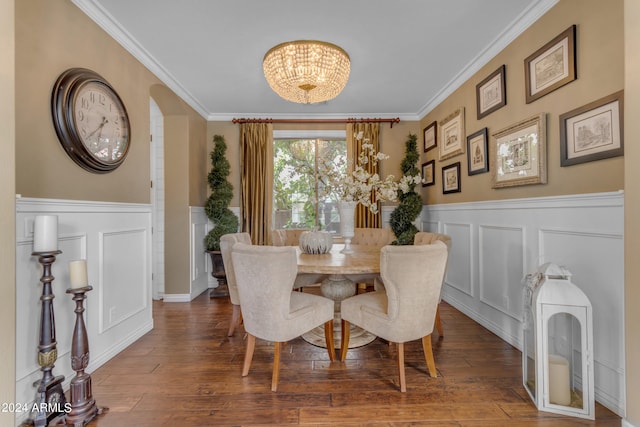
[[273, 137, 347, 233]]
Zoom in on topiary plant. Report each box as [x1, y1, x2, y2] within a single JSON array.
[[204, 134, 239, 252], [390, 133, 423, 245]]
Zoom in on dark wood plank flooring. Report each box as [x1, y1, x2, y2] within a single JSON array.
[[86, 291, 621, 426]]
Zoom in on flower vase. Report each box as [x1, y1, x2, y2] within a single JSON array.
[[338, 201, 357, 253]]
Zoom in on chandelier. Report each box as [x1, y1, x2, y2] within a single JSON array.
[[263, 40, 350, 104]]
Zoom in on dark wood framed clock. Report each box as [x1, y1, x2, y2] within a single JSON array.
[[51, 68, 131, 173]]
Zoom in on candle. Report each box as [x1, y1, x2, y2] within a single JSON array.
[[33, 215, 58, 252], [69, 260, 88, 289], [548, 354, 571, 406]]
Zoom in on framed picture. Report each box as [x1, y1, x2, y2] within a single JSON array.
[[467, 128, 489, 175], [524, 25, 576, 104], [560, 90, 624, 166], [476, 65, 506, 119], [439, 107, 465, 161], [422, 160, 435, 187], [423, 121, 437, 153], [490, 113, 547, 188], [442, 162, 461, 194]]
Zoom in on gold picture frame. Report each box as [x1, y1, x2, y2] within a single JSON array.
[[490, 113, 547, 188], [438, 107, 465, 161]]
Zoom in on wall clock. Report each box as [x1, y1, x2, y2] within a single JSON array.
[[51, 68, 131, 173]]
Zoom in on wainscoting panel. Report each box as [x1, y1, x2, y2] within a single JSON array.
[[442, 222, 473, 297], [478, 225, 525, 320], [190, 207, 210, 300], [539, 227, 625, 413], [423, 191, 625, 415], [15, 198, 153, 424], [98, 228, 149, 333]]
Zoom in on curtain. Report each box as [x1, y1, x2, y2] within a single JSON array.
[[240, 123, 273, 245], [347, 122, 381, 228]]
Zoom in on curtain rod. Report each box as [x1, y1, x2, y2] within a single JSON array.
[[232, 117, 401, 128]]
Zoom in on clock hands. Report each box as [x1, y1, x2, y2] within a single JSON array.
[[85, 116, 109, 140]]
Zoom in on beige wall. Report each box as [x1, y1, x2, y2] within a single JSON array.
[[624, 0, 640, 424], [1, 0, 16, 424], [16, 0, 162, 203], [206, 120, 420, 210], [420, 0, 624, 205], [15, 1, 208, 296]]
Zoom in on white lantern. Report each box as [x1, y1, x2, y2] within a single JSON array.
[[522, 263, 594, 419]]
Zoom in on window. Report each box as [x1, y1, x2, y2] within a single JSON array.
[[273, 130, 346, 233]]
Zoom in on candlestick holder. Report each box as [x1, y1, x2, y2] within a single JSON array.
[[65, 285, 106, 426], [31, 250, 67, 427]]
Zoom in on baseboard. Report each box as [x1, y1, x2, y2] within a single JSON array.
[[623, 419, 638, 427], [162, 293, 193, 302]]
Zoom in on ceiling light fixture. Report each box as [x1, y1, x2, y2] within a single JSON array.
[[263, 40, 350, 104]]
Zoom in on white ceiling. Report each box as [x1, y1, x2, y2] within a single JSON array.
[[72, 0, 557, 121]]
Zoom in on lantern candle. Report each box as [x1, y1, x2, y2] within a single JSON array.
[[548, 354, 571, 406], [33, 215, 58, 252], [69, 260, 88, 289]]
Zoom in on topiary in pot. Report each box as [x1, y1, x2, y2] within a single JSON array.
[[204, 135, 239, 296], [390, 133, 423, 245]]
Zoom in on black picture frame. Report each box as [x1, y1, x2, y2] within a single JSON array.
[[560, 90, 624, 166], [467, 128, 489, 176], [422, 160, 435, 187], [423, 121, 437, 153], [524, 25, 576, 104], [442, 162, 461, 194], [476, 65, 506, 119]]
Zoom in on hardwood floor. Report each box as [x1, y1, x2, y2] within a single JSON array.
[[86, 292, 620, 426]]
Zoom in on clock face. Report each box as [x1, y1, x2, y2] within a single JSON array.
[[73, 81, 129, 164], [52, 68, 131, 173]]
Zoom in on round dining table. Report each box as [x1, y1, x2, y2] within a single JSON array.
[[297, 243, 381, 349]]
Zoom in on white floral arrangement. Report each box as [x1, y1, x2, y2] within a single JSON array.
[[318, 132, 399, 214]]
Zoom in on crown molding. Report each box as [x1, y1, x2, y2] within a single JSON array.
[[416, 0, 559, 119]]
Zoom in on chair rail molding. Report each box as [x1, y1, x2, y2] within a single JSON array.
[[15, 197, 153, 425]]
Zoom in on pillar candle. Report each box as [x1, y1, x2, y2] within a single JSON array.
[[33, 215, 58, 252], [548, 354, 571, 406], [69, 260, 88, 288]]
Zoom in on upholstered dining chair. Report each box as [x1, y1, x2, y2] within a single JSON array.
[[271, 228, 327, 290], [413, 232, 452, 337], [271, 228, 308, 246], [231, 243, 336, 391], [219, 232, 252, 337], [339, 242, 449, 392], [350, 227, 396, 293]]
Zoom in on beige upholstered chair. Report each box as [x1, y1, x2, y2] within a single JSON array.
[[413, 232, 452, 337], [350, 227, 395, 292], [271, 228, 309, 246], [219, 232, 252, 337], [339, 242, 449, 392], [271, 228, 327, 289], [351, 227, 395, 247], [231, 243, 336, 391]]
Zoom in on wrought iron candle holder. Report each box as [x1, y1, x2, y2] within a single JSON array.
[[65, 285, 105, 426], [31, 250, 67, 427]]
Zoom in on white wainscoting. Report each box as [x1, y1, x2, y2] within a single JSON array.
[[422, 191, 625, 416], [176, 206, 241, 303], [15, 197, 153, 425]]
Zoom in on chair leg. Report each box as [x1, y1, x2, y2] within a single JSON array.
[[434, 305, 444, 337], [324, 320, 336, 361], [397, 342, 406, 392], [421, 334, 437, 378], [228, 304, 242, 337], [242, 333, 256, 377], [339, 319, 350, 361], [271, 342, 281, 391]]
